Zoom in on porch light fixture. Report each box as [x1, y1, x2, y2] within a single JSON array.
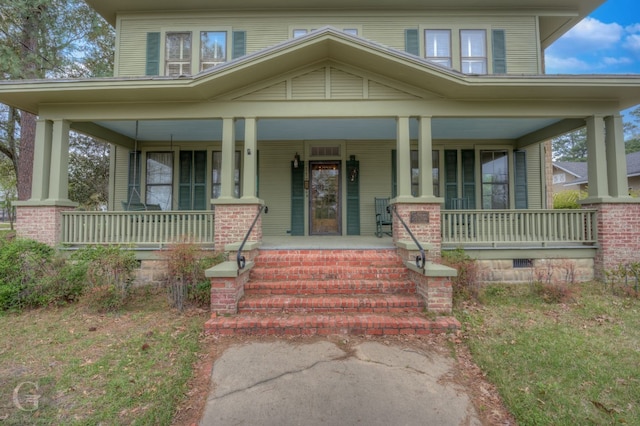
[[293, 152, 300, 168]]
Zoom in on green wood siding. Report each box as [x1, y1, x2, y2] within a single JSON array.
[[525, 143, 543, 208], [291, 161, 305, 235], [145, 32, 161, 76], [116, 13, 539, 76], [346, 159, 360, 235], [492, 29, 507, 74]]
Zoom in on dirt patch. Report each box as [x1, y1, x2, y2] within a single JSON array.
[[172, 332, 515, 426]]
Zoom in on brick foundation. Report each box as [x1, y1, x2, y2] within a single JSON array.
[[210, 267, 251, 314], [15, 205, 76, 246], [582, 202, 640, 279], [213, 203, 263, 250], [392, 203, 442, 260], [410, 270, 453, 314]]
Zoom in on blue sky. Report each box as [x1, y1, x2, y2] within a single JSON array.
[[545, 0, 640, 74]]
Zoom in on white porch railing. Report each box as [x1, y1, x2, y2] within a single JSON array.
[[441, 209, 597, 246], [61, 211, 215, 246]]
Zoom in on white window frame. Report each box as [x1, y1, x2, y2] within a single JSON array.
[[165, 32, 192, 77], [160, 26, 232, 76], [200, 31, 228, 72], [420, 25, 493, 74], [424, 29, 452, 68], [460, 29, 487, 75], [289, 25, 362, 38]]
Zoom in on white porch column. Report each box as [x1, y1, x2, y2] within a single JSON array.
[[585, 115, 609, 200], [396, 116, 412, 200], [46, 119, 71, 202], [30, 119, 53, 202], [605, 115, 630, 198], [418, 116, 436, 199], [220, 117, 236, 199], [242, 117, 259, 201]]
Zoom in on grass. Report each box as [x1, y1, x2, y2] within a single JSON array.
[[459, 282, 640, 425], [0, 286, 206, 425]]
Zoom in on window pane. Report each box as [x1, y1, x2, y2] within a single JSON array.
[[201, 31, 226, 70], [166, 32, 191, 60], [147, 152, 173, 184], [411, 150, 419, 197], [343, 28, 358, 36], [146, 186, 172, 211], [212, 151, 241, 198], [460, 30, 487, 74], [426, 30, 451, 67], [293, 29, 308, 38], [481, 150, 508, 209], [432, 150, 439, 197]]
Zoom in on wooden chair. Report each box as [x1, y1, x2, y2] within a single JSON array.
[[375, 197, 392, 237]]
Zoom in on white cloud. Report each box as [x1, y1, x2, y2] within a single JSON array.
[[562, 17, 624, 50], [626, 23, 640, 34], [603, 56, 634, 65], [624, 34, 640, 55], [545, 55, 592, 73]]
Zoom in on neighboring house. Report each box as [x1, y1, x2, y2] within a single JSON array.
[[2, 0, 640, 329], [553, 151, 640, 193]]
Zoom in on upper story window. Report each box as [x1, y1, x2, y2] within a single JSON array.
[[200, 31, 227, 71], [425, 30, 451, 68], [460, 30, 487, 74], [166, 32, 192, 77]]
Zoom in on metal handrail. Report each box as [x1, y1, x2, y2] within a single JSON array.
[[237, 205, 268, 269], [388, 204, 427, 271]]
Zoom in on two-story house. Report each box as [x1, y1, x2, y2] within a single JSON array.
[[2, 0, 640, 334]]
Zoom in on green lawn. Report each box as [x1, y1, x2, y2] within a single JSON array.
[[0, 287, 206, 425], [459, 283, 640, 425]]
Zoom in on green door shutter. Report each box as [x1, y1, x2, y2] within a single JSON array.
[[232, 31, 246, 59], [514, 150, 528, 209], [444, 150, 458, 208], [178, 151, 193, 210], [291, 161, 305, 235], [404, 29, 419, 56], [346, 159, 360, 235], [461, 150, 476, 209], [492, 29, 507, 74], [391, 150, 397, 198], [146, 32, 161, 76]]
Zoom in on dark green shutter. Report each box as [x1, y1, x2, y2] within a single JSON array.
[[291, 161, 305, 235], [193, 151, 207, 210], [178, 151, 193, 210], [146, 32, 161, 76], [346, 159, 360, 235], [492, 29, 507, 74], [444, 150, 458, 208], [127, 151, 141, 205], [514, 150, 528, 209], [461, 150, 476, 209], [404, 29, 419, 56], [232, 31, 246, 59], [391, 150, 397, 198]]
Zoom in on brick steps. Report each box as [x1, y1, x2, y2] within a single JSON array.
[[205, 248, 459, 337], [238, 294, 424, 313], [206, 313, 460, 336], [244, 279, 416, 295]]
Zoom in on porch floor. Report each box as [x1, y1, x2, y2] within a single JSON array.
[[260, 236, 395, 249]]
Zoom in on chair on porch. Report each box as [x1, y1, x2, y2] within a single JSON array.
[[375, 197, 392, 238]]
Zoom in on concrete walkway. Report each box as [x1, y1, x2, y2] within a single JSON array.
[[200, 340, 481, 426]]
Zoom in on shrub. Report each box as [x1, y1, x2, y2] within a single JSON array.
[[161, 241, 225, 311], [72, 245, 138, 312], [553, 190, 587, 209], [442, 248, 480, 304], [605, 262, 640, 298]]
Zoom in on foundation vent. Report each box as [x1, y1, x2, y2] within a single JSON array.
[[513, 259, 534, 268]]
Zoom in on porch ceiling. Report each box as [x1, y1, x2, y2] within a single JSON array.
[[94, 117, 562, 142]]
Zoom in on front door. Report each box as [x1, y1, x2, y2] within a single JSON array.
[[310, 161, 341, 235]]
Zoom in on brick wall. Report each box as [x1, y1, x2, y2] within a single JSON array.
[[410, 270, 453, 314], [15, 205, 75, 246], [213, 204, 263, 250], [210, 269, 251, 314], [392, 203, 442, 258], [583, 202, 640, 279]]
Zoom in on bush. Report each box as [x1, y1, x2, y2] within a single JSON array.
[[442, 248, 480, 304], [71, 245, 138, 312], [553, 190, 587, 209], [605, 262, 640, 298], [161, 241, 225, 311]]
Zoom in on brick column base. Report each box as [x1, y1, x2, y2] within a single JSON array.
[[392, 202, 442, 261], [209, 268, 251, 314], [15, 205, 76, 246], [409, 270, 453, 314], [213, 203, 263, 251], [582, 202, 640, 279]]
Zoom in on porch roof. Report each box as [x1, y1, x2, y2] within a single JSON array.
[[1, 27, 640, 114]]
